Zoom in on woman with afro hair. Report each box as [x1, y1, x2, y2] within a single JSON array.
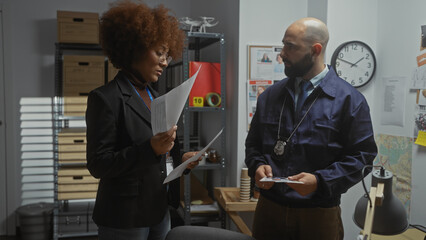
[[85, 1, 199, 239]]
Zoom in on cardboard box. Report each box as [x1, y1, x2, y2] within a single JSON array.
[[58, 175, 98, 185], [57, 168, 98, 186], [57, 168, 98, 200], [57, 10, 99, 44], [58, 168, 91, 177], [58, 192, 97, 200], [63, 96, 88, 117], [63, 55, 105, 96], [58, 130, 86, 145], [58, 136, 86, 144], [58, 152, 86, 160]]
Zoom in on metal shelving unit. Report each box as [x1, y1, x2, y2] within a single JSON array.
[[52, 98, 97, 240], [53, 43, 104, 240], [180, 32, 226, 226]]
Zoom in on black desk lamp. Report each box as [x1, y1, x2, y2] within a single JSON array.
[[353, 166, 408, 240]]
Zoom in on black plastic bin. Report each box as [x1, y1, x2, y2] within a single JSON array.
[[16, 202, 54, 240]]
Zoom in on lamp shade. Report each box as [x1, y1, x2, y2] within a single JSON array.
[[353, 169, 408, 235]]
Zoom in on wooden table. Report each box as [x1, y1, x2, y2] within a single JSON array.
[[214, 187, 257, 236], [370, 228, 426, 239]]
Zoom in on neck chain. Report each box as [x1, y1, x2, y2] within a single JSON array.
[[273, 91, 321, 157]]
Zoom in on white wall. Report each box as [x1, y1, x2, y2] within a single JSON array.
[[328, 0, 426, 237], [326, 0, 379, 238], [0, 0, 191, 235], [375, 0, 426, 227]]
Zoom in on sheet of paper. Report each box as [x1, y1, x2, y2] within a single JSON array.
[[151, 65, 202, 135], [415, 131, 426, 146], [163, 128, 223, 184], [260, 176, 304, 184], [410, 65, 426, 90], [380, 77, 406, 127]]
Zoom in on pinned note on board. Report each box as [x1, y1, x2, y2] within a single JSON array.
[[415, 130, 426, 147]]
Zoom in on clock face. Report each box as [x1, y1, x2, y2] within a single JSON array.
[[331, 41, 376, 88]]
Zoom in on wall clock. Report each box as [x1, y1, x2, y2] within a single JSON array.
[[330, 41, 376, 88]]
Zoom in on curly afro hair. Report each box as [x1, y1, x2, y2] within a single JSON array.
[[100, 0, 184, 70]]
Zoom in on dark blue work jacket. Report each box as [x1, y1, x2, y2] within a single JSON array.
[[245, 66, 377, 208]]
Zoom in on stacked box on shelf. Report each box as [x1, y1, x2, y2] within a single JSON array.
[[57, 167, 98, 200], [57, 127, 98, 200], [63, 55, 105, 96], [63, 96, 88, 117], [57, 129, 86, 165], [57, 10, 99, 44]]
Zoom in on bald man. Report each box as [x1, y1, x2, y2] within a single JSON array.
[[245, 18, 377, 240]]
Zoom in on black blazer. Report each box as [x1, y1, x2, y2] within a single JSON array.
[[86, 71, 182, 228]]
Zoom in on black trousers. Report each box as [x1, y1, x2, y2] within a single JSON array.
[[252, 195, 344, 240]]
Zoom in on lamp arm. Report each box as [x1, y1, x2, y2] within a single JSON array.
[[361, 183, 385, 240]]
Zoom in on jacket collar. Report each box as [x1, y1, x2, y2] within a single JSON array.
[[317, 65, 338, 98], [282, 65, 338, 99], [115, 71, 159, 124]]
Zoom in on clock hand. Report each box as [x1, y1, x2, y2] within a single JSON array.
[[351, 57, 365, 68], [337, 57, 356, 66]]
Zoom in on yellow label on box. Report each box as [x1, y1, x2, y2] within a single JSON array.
[[193, 97, 204, 107]]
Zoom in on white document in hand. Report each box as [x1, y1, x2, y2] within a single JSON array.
[[163, 128, 223, 184], [260, 177, 304, 184], [151, 65, 202, 135]]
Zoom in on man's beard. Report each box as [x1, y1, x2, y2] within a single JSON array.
[[284, 52, 314, 79]]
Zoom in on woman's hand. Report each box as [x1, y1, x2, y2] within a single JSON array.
[[151, 126, 177, 156], [182, 151, 201, 169]]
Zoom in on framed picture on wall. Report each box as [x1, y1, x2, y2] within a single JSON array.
[[248, 45, 286, 81]]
